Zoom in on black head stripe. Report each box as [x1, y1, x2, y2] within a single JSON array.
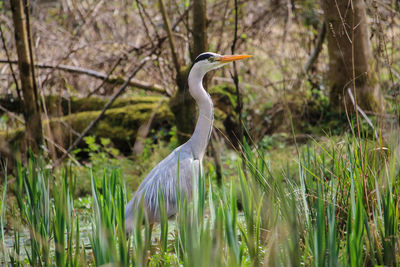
[[194, 53, 213, 63]]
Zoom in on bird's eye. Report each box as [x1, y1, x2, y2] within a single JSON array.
[[208, 57, 215, 63]]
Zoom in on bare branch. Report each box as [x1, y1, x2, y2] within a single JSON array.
[[230, 0, 244, 146], [86, 57, 123, 97], [0, 24, 21, 101], [126, 4, 191, 54], [0, 59, 166, 94], [158, 0, 180, 73], [303, 21, 327, 73]]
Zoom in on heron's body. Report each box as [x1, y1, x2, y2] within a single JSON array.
[[125, 144, 200, 231], [125, 52, 250, 233]]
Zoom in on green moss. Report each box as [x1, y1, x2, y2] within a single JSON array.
[[209, 83, 237, 110], [64, 101, 168, 129], [0, 95, 165, 116], [63, 95, 164, 114], [213, 109, 227, 130], [64, 102, 171, 148], [0, 127, 24, 142]]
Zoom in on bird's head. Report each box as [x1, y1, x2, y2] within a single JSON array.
[[191, 52, 251, 76]]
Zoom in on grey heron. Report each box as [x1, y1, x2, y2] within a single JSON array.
[[125, 52, 251, 234]]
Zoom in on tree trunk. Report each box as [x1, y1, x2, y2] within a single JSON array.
[[10, 0, 43, 151], [192, 0, 209, 87], [191, 0, 208, 60], [169, 67, 197, 143], [322, 0, 384, 112], [169, 0, 208, 144]]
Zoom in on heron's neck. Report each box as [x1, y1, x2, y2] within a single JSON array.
[[188, 70, 213, 159]]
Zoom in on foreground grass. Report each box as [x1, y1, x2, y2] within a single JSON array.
[[0, 132, 399, 266]]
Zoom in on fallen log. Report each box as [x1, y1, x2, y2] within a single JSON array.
[[0, 100, 173, 155]]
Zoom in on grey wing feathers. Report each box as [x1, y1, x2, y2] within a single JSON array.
[[125, 146, 200, 231]]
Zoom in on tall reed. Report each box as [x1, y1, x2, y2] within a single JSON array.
[[2, 129, 399, 266]]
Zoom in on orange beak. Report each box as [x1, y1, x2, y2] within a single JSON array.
[[219, 54, 252, 62]]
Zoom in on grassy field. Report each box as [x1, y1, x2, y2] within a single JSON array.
[[0, 127, 399, 266]]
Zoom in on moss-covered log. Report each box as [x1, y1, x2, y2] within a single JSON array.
[[1, 86, 241, 158], [209, 84, 240, 146], [61, 101, 170, 145], [1, 100, 173, 155]]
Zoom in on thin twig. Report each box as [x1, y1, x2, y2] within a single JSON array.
[[86, 57, 124, 97], [334, 0, 352, 44], [136, 0, 156, 49], [40, 0, 104, 89], [126, 3, 192, 54], [158, 0, 180, 73], [230, 0, 244, 145], [136, 0, 161, 44], [0, 24, 21, 101]]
